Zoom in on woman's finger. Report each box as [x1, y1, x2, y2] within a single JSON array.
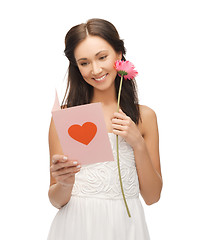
[[52, 165, 81, 178], [113, 112, 127, 120], [51, 160, 79, 172], [112, 123, 126, 131], [112, 118, 127, 125], [52, 154, 68, 164], [119, 108, 125, 114]]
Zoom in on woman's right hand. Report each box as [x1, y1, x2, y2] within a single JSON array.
[[50, 154, 81, 187]]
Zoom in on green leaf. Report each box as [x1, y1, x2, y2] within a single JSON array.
[[118, 70, 128, 76]]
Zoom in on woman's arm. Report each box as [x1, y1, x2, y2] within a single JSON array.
[[48, 117, 80, 209], [112, 106, 163, 205], [134, 105, 162, 205]]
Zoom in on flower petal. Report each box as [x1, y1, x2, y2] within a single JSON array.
[[114, 60, 138, 80]]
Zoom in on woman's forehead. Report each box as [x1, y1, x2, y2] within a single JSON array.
[[74, 36, 114, 59]]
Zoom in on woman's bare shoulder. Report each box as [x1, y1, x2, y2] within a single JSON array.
[[139, 104, 156, 117], [138, 104, 158, 136]]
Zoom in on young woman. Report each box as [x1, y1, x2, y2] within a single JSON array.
[[47, 18, 162, 240]]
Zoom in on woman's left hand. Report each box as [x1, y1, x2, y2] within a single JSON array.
[[112, 109, 143, 149]]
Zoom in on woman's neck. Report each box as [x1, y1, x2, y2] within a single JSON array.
[[91, 86, 117, 106]]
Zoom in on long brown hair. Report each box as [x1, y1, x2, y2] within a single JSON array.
[[62, 18, 141, 125]]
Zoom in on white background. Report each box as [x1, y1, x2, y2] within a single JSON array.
[[0, 0, 198, 239]]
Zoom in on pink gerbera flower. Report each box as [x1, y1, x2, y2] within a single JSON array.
[[114, 60, 138, 80], [114, 59, 138, 218]]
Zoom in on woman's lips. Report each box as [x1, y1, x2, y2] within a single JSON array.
[[93, 73, 108, 82]]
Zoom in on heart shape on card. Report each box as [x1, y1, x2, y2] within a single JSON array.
[[68, 122, 97, 145]]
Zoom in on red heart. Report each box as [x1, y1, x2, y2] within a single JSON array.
[[68, 122, 97, 145]]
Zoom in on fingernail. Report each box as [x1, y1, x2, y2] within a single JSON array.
[[63, 156, 68, 160], [76, 165, 81, 168], [73, 161, 78, 165]]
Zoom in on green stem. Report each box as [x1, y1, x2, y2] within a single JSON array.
[[116, 75, 131, 218], [117, 75, 123, 112]]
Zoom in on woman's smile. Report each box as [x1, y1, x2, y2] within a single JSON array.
[[92, 73, 108, 82]]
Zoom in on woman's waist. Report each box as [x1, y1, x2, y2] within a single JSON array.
[[71, 192, 139, 200], [72, 165, 140, 199], [71, 182, 139, 200]]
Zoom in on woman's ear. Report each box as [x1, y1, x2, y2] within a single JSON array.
[[117, 51, 123, 61]]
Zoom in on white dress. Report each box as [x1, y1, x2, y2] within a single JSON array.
[[47, 133, 150, 240]]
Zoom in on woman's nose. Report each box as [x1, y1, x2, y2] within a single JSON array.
[[91, 62, 102, 76]]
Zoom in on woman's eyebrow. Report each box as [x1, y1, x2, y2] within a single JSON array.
[[77, 50, 108, 62], [95, 50, 108, 56]]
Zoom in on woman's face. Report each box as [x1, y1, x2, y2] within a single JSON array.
[[74, 36, 122, 92]]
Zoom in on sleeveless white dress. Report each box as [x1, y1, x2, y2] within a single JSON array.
[[47, 133, 150, 240]]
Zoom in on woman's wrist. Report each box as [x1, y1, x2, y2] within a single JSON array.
[[132, 135, 145, 152], [48, 182, 73, 208]]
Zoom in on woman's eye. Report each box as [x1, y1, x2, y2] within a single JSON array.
[[80, 62, 89, 66], [99, 55, 107, 60]]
